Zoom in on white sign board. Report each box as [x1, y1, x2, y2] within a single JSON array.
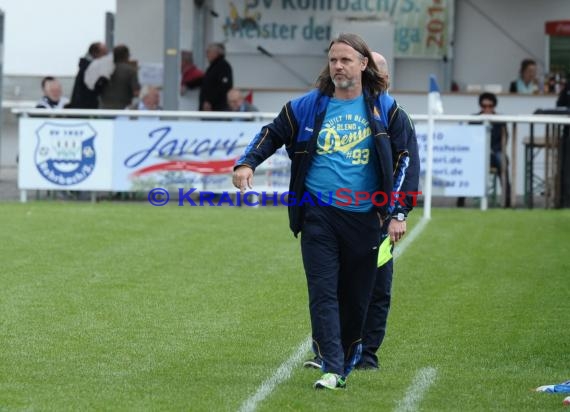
[[138, 62, 164, 86], [415, 124, 487, 197], [18, 119, 114, 190]]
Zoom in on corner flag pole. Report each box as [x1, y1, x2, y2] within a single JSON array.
[[424, 75, 440, 220], [424, 113, 434, 219]]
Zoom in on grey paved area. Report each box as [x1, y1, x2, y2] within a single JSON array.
[[0, 167, 96, 202], [0, 166, 135, 203]]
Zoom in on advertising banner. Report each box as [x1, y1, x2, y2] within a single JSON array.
[[214, 0, 453, 58], [112, 119, 287, 192], [19, 119, 486, 198], [18, 118, 114, 190]]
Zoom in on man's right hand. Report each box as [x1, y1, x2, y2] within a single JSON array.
[[233, 165, 254, 193]]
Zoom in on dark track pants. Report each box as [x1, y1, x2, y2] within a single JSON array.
[[301, 203, 380, 376], [361, 256, 393, 367]]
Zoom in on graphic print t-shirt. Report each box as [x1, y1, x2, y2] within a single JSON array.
[[305, 94, 379, 212]]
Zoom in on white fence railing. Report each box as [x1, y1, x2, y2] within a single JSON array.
[[12, 108, 570, 208]]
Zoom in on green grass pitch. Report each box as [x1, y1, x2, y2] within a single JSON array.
[[0, 202, 568, 411]]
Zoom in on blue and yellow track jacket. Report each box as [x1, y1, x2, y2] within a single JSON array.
[[235, 89, 419, 236]]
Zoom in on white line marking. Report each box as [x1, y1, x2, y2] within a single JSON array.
[[237, 336, 312, 412], [393, 217, 428, 260], [392, 218, 434, 412], [238, 218, 429, 412], [394, 367, 438, 412]]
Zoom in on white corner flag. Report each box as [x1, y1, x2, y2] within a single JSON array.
[[428, 75, 444, 115], [424, 75, 444, 220]]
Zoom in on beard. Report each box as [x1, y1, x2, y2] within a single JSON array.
[[332, 76, 355, 90]]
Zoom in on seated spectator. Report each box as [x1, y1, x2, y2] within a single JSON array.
[[509, 59, 539, 94], [180, 50, 204, 93], [121, 86, 162, 125], [36, 77, 69, 109], [227, 88, 258, 112], [68, 42, 108, 108], [100, 44, 141, 109], [129, 86, 162, 110], [556, 78, 570, 150], [556, 79, 570, 107], [458, 92, 511, 207]]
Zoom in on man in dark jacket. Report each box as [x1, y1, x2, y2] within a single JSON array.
[[233, 33, 417, 390], [67, 42, 108, 108], [100, 44, 141, 109], [303, 52, 420, 372], [199, 43, 233, 111]]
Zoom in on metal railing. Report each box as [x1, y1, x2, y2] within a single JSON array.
[[413, 113, 570, 209], [11, 108, 570, 208]]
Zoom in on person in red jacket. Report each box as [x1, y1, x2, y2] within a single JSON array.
[[180, 50, 204, 93]]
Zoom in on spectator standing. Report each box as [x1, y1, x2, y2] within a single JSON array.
[[36, 77, 69, 109], [199, 43, 233, 111], [509, 59, 539, 94], [68, 42, 108, 108], [100, 45, 141, 109]]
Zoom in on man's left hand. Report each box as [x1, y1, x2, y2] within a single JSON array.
[[388, 219, 406, 243]]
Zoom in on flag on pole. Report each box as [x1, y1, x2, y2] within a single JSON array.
[[423, 74, 443, 220], [244, 90, 254, 104], [428, 75, 444, 115]]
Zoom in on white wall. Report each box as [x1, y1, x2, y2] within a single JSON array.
[[115, 0, 165, 65], [449, 0, 569, 93], [392, 0, 570, 91], [114, 0, 570, 93]]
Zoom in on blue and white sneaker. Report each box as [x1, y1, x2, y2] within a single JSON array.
[[314, 373, 346, 390]]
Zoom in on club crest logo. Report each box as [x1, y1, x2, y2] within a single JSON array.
[[34, 122, 96, 186]]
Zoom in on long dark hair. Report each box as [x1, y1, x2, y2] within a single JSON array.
[[315, 33, 386, 97], [519, 58, 536, 76]]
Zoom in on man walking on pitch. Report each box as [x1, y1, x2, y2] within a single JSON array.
[[234, 33, 415, 390], [303, 51, 420, 371]]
